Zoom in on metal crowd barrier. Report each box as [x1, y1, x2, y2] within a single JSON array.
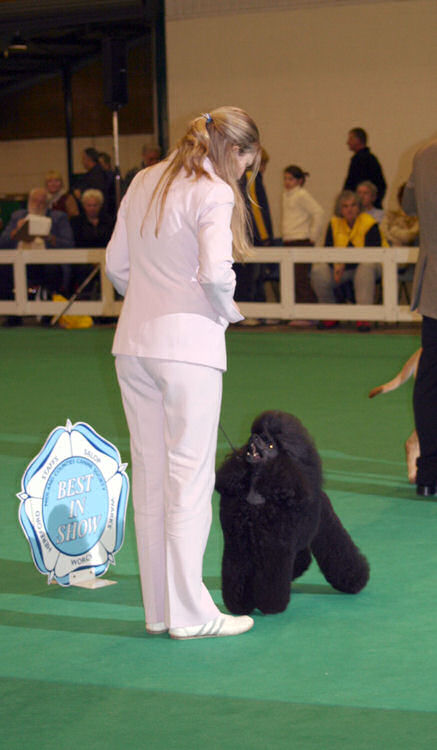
[[0, 245, 420, 323]]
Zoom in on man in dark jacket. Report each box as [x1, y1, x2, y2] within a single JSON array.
[[343, 128, 386, 208]]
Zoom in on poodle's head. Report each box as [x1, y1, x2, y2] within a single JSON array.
[[247, 411, 321, 474], [216, 411, 323, 497]]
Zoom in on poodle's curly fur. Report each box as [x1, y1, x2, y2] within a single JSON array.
[[216, 411, 370, 615]]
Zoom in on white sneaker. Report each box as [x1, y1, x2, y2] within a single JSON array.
[[169, 613, 254, 640], [146, 621, 167, 634]]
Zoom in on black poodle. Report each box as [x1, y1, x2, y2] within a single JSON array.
[[216, 411, 369, 615]]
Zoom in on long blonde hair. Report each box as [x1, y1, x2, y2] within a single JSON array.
[[147, 106, 261, 261]]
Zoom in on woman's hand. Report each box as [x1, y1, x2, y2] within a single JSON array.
[[10, 217, 27, 240], [333, 263, 345, 284]]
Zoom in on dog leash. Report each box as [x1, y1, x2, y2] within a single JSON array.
[[219, 421, 238, 454]]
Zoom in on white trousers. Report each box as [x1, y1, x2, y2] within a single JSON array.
[[115, 355, 222, 628]]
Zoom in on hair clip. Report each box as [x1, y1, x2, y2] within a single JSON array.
[[201, 112, 212, 124]]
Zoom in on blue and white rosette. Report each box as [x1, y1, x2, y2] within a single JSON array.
[[17, 420, 129, 586]]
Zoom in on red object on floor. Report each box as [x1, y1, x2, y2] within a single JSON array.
[[357, 321, 371, 332]]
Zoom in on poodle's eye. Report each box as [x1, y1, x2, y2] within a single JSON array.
[[268, 443, 274, 449]]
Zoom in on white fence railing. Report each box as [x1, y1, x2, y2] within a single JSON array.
[[0, 245, 420, 323], [0, 249, 122, 318]]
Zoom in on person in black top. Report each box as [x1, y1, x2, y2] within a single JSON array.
[[343, 128, 386, 208], [70, 189, 114, 248], [69, 188, 114, 295]]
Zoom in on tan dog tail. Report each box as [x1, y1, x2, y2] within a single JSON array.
[[368, 348, 422, 399]]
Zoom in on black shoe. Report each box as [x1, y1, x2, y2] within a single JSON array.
[[416, 483, 437, 497], [317, 320, 339, 330], [357, 321, 371, 333], [2, 316, 23, 327]]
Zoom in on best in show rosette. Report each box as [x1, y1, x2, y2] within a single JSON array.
[[18, 420, 129, 585]]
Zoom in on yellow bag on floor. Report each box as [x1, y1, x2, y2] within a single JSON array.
[[52, 294, 93, 329]]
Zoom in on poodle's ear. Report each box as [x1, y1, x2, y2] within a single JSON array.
[[215, 449, 248, 493]]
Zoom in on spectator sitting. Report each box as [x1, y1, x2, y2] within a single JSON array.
[[281, 164, 324, 317], [122, 144, 162, 195], [69, 189, 115, 296], [70, 189, 114, 248], [45, 170, 79, 218], [0, 187, 74, 251], [310, 190, 387, 332], [356, 181, 384, 222], [381, 183, 419, 302], [380, 183, 419, 246], [0, 187, 74, 324]]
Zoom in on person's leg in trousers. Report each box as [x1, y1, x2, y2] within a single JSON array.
[[116, 355, 222, 629], [354, 263, 380, 304], [154, 359, 222, 628], [414, 315, 437, 486], [115, 355, 167, 626], [310, 263, 335, 303]]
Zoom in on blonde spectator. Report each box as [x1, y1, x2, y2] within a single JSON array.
[[45, 170, 79, 218]]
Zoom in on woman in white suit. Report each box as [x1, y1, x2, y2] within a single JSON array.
[[106, 107, 261, 639]]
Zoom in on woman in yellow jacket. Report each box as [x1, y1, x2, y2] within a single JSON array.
[[311, 190, 387, 332]]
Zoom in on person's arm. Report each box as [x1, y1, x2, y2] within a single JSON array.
[[48, 212, 74, 248], [324, 222, 333, 247], [402, 173, 417, 216], [368, 155, 386, 206], [300, 192, 325, 244], [65, 193, 80, 218], [105, 194, 129, 296], [0, 212, 25, 248], [98, 216, 116, 246], [325, 221, 344, 281], [364, 222, 383, 247], [343, 158, 356, 191], [197, 182, 244, 323], [248, 174, 273, 244]]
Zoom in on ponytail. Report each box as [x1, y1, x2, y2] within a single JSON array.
[[145, 106, 261, 261]]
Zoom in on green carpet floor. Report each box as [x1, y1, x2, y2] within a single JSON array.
[[1, 326, 436, 749]]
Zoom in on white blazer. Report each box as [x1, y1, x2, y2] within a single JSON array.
[[105, 158, 243, 371]]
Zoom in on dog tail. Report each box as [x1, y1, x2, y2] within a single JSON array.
[[368, 348, 422, 398], [311, 492, 369, 594]]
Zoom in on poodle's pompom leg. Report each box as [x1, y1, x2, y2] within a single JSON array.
[[292, 548, 312, 581], [221, 547, 255, 615], [253, 554, 295, 614], [311, 492, 369, 594]]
